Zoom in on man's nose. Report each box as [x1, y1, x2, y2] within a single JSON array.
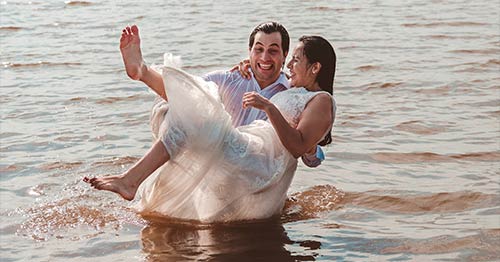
[[262, 50, 271, 60]]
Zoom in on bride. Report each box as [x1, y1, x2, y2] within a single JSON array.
[[84, 35, 337, 223]]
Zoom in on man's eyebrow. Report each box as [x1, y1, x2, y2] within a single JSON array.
[[255, 41, 281, 48]]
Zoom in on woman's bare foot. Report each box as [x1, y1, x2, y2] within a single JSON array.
[[120, 25, 146, 81], [83, 175, 138, 201]]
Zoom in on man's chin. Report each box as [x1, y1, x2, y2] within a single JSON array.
[[256, 71, 279, 80]]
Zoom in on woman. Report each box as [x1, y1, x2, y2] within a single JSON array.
[[85, 36, 337, 223]]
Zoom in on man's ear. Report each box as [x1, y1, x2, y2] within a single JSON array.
[[282, 52, 288, 67]]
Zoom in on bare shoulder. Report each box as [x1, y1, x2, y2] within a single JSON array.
[[307, 92, 333, 108], [303, 93, 334, 122]]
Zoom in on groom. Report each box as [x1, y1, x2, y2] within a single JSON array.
[[120, 21, 324, 166]]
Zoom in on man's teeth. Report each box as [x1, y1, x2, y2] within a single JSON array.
[[259, 63, 272, 70]]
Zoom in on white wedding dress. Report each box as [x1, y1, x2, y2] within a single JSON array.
[[136, 61, 335, 223]]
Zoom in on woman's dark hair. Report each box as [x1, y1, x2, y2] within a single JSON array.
[[249, 21, 290, 56], [299, 35, 336, 146]]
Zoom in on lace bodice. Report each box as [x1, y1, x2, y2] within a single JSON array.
[[270, 87, 332, 127]]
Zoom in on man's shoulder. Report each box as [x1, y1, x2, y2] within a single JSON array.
[[204, 69, 248, 84], [204, 69, 240, 78]]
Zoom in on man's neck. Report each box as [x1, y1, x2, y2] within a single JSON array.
[[254, 72, 284, 90], [256, 79, 275, 90]]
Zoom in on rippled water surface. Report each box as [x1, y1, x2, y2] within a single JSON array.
[[1, 1, 499, 261]]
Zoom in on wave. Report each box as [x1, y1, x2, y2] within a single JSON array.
[[39, 161, 83, 171], [362, 81, 404, 89], [452, 59, 500, 73], [69, 97, 86, 101], [371, 151, 500, 163], [380, 229, 500, 260], [306, 7, 361, 12], [415, 85, 453, 95], [11, 182, 498, 245], [0, 164, 19, 173], [394, 120, 447, 135], [356, 65, 381, 72], [182, 64, 223, 70], [0, 26, 23, 31], [13, 184, 344, 241], [2, 61, 82, 68], [15, 194, 142, 241], [343, 191, 499, 213], [306, 6, 333, 11], [282, 185, 345, 222], [449, 49, 498, 55], [402, 21, 488, 28], [426, 34, 480, 40], [92, 156, 140, 167], [95, 94, 143, 104], [65, 1, 93, 6]]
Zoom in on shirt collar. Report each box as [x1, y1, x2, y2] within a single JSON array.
[[249, 68, 290, 89]]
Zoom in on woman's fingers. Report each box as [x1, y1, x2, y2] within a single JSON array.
[[241, 59, 251, 79], [242, 92, 255, 108], [243, 92, 268, 109], [230, 59, 251, 79], [240, 62, 251, 79]]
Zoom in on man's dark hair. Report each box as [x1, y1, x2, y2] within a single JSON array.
[[248, 22, 290, 56]]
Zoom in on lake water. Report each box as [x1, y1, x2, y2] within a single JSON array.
[[1, 0, 499, 261]]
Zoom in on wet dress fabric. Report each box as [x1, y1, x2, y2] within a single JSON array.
[[136, 63, 335, 223]]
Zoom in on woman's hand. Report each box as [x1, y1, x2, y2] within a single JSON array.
[[230, 58, 251, 79], [242, 92, 272, 111]]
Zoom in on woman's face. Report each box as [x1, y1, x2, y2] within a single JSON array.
[[286, 42, 316, 88]]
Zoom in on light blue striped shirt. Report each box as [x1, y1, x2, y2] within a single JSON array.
[[203, 69, 289, 127]]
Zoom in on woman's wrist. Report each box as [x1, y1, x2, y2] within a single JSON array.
[[264, 102, 276, 115]]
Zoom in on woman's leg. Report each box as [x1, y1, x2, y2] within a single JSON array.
[[84, 139, 170, 201], [120, 25, 167, 101]]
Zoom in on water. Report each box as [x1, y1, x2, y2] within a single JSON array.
[[1, 0, 499, 261]]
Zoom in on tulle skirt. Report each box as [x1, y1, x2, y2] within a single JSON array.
[[135, 65, 297, 223]]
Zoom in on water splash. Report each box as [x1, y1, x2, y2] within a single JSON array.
[[282, 185, 345, 222]]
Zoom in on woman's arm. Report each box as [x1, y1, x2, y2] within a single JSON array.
[[243, 92, 333, 158]]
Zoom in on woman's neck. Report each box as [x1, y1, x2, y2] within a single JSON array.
[[304, 82, 322, 92]]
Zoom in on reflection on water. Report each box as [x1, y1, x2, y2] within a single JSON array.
[[138, 185, 344, 261], [140, 219, 307, 261]]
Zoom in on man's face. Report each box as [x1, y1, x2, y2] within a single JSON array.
[[249, 32, 287, 88]]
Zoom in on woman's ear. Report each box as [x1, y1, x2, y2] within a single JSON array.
[[312, 62, 322, 75]]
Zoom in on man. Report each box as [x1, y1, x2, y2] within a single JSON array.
[[120, 22, 323, 166]]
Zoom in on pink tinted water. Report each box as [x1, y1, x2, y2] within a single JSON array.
[[1, 1, 499, 261]]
